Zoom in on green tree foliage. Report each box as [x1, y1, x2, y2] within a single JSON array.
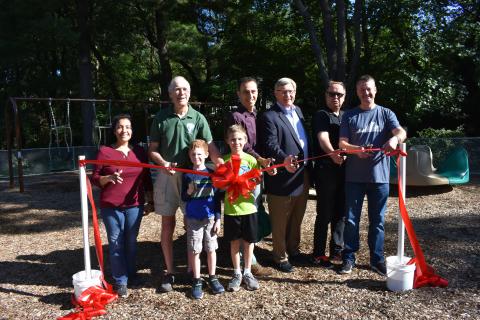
[[1, 0, 478, 148], [0, 0, 78, 98], [364, 0, 478, 135]]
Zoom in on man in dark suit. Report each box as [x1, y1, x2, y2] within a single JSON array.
[[258, 77, 311, 273]]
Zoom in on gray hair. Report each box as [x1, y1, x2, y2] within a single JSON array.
[[274, 77, 296, 91], [168, 76, 190, 93]]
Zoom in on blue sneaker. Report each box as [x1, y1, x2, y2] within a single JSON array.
[[208, 275, 225, 294], [191, 278, 203, 299]]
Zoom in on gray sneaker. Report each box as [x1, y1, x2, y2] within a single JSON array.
[[227, 273, 242, 292], [243, 272, 259, 291], [339, 260, 354, 274], [114, 284, 128, 298], [158, 273, 174, 293]]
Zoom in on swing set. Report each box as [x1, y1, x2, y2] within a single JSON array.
[[4, 97, 165, 192], [4, 97, 223, 192]]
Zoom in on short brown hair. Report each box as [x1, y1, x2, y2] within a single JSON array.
[[238, 77, 258, 90], [225, 124, 247, 140], [189, 139, 209, 154], [356, 74, 375, 86]]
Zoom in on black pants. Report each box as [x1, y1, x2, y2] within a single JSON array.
[[313, 162, 345, 257]]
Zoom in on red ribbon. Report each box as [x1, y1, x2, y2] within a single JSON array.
[[79, 157, 259, 204], [395, 155, 448, 288], [79, 159, 211, 176]]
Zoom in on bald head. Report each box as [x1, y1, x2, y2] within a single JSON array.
[[168, 76, 191, 108], [168, 76, 190, 93]]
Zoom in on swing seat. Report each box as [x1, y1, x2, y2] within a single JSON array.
[[390, 145, 470, 186], [436, 146, 469, 185]]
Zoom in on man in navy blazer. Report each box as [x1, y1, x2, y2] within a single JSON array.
[[258, 77, 311, 273]]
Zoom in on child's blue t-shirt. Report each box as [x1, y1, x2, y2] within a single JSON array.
[[339, 105, 400, 183], [181, 168, 221, 220]]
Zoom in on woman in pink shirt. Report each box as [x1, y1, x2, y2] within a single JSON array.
[[91, 114, 153, 298]]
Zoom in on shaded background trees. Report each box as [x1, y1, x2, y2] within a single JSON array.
[[1, 0, 478, 147]]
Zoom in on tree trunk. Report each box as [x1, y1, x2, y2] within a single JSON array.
[[91, 44, 121, 99], [362, 2, 370, 72], [345, 0, 353, 77], [335, 0, 346, 82], [294, 0, 329, 88], [346, 0, 363, 107], [319, 0, 337, 78], [155, 8, 173, 101], [77, 0, 94, 146]]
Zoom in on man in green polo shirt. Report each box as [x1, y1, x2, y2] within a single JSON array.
[[148, 76, 222, 293]]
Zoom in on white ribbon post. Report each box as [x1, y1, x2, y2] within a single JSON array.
[[397, 143, 407, 260], [79, 155, 92, 279]]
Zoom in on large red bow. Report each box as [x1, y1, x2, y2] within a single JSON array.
[[212, 154, 261, 203], [58, 285, 117, 320]]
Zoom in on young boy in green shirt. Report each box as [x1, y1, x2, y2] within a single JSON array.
[[223, 125, 276, 292]]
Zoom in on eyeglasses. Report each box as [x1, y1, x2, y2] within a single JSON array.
[[327, 92, 345, 98], [276, 90, 295, 95]]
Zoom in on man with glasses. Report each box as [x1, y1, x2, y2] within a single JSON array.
[[258, 77, 311, 273], [338, 75, 406, 276], [311, 81, 347, 268]]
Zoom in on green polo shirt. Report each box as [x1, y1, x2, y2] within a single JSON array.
[[150, 105, 213, 167]]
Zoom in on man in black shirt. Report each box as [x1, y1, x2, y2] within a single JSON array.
[[311, 81, 346, 268]]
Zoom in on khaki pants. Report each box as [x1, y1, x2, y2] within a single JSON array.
[[153, 170, 186, 216], [267, 174, 309, 263]]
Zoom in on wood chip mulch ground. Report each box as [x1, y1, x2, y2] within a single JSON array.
[[0, 173, 479, 319]]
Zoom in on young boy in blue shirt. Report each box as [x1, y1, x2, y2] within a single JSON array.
[[182, 139, 224, 299]]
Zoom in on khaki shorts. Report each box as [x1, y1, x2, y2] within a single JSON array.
[[186, 218, 218, 254], [153, 170, 186, 216]]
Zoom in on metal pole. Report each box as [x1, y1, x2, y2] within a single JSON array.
[[5, 98, 14, 188], [397, 143, 407, 260], [78, 155, 92, 278], [13, 100, 24, 192]]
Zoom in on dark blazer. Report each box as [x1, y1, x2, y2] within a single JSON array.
[[258, 103, 311, 196]]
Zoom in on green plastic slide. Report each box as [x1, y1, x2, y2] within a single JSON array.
[[436, 146, 470, 185]]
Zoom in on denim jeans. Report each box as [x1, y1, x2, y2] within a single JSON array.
[[342, 182, 389, 266], [101, 205, 143, 285]]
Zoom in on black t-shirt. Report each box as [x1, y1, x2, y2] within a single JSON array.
[[312, 108, 343, 164]]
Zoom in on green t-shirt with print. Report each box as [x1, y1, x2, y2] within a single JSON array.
[[150, 105, 213, 167], [223, 152, 260, 216]]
